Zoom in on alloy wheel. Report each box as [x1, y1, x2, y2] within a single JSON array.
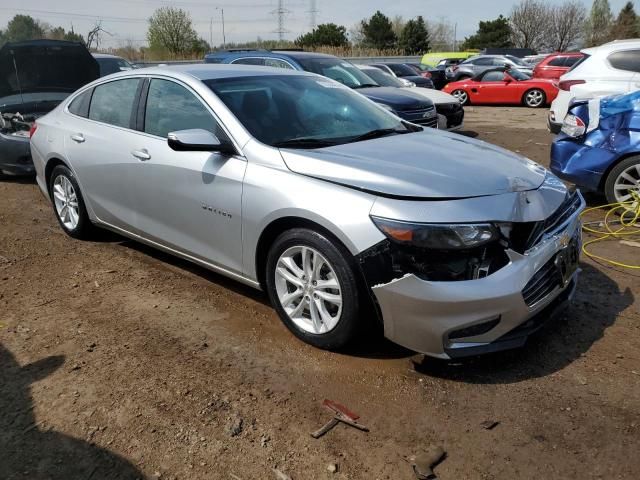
[[52, 175, 80, 230], [274, 245, 343, 335], [451, 89, 468, 104], [525, 89, 544, 107], [613, 163, 640, 204]]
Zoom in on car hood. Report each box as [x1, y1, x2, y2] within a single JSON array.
[[356, 86, 433, 110], [0, 40, 99, 110], [405, 87, 460, 104], [280, 130, 547, 199]]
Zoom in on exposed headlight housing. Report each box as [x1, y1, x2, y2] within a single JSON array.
[[561, 114, 586, 138], [371, 217, 500, 250]]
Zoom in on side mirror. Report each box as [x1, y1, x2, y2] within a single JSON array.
[[167, 129, 235, 154]]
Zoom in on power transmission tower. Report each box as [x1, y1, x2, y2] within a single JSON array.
[[308, 0, 319, 30], [272, 0, 289, 41]]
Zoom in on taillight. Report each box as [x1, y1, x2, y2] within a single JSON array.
[[29, 122, 38, 138], [559, 79, 585, 91], [421, 72, 432, 79], [561, 114, 586, 137]]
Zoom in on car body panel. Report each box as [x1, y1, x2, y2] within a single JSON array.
[[281, 129, 546, 198], [31, 64, 584, 358]]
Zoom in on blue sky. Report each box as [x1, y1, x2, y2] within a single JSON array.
[[0, 0, 634, 48]]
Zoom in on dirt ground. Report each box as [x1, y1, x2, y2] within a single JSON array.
[[1, 107, 639, 480]]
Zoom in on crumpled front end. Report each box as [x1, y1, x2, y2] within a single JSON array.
[[358, 183, 585, 358], [0, 113, 33, 175]]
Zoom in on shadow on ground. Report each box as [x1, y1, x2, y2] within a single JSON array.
[[0, 344, 145, 480], [413, 263, 633, 384]]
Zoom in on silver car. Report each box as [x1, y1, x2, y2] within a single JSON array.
[[30, 65, 584, 358]]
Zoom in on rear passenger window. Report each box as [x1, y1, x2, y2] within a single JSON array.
[[548, 57, 566, 67], [89, 79, 140, 128], [68, 88, 93, 118], [231, 58, 265, 66], [144, 79, 224, 139], [264, 58, 294, 69], [564, 57, 581, 67], [608, 50, 640, 73]]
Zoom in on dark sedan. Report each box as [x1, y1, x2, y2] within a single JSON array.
[[0, 40, 99, 176], [369, 63, 435, 89]]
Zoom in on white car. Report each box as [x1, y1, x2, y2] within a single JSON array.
[[358, 65, 465, 131], [548, 39, 640, 133]]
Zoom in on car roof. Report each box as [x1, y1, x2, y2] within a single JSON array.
[[132, 63, 315, 81], [205, 49, 338, 62], [582, 38, 640, 55]]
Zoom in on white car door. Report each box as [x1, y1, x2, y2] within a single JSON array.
[[126, 77, 246, 275], [64, 77, 144, 231]]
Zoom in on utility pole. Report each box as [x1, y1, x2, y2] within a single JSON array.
[[209, 17, 213, 48], [308, 0, 319, 30], [272, 0, 289, 41], [453, 23, 457, 52], [214, 7, 226, 49]]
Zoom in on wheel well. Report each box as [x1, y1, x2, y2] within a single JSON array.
[[598, 152, 640, 191], [44, 158, 68, 196], [254, 216, 351, 291]]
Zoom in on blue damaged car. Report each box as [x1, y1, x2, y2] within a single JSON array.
[[551, 91, 640, 205]]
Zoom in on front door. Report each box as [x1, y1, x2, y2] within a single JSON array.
[[126, 78, 246, 275]]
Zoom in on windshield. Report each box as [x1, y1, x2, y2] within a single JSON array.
[[205, 75, 411, 148], [389, 63, 418, 76], [506, 55, 528, 66], [360, 68, 404, 88], [294, 57, 379, 89], [508, 69, 531, 81]]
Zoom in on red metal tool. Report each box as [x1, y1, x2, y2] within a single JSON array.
[[311, 399, 369, 439]]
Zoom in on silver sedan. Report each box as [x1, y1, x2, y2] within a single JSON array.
[[30, 65, 584, 358]]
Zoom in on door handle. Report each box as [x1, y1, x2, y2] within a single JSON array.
[[70, 133, 85, 143], [131, 149, 151, 161]]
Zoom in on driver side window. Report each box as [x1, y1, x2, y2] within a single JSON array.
[[144, 79, 227, 140]]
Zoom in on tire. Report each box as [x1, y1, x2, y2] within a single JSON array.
[[523, 88, 546, 108], [604, 156, 640, 205], [48, 165, 95, 239], [451, 89, 469, 105], [265, 228, 361, 350]]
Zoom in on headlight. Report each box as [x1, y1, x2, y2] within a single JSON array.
[[371, 217, 500, 250], [561, 114, 586, 137]]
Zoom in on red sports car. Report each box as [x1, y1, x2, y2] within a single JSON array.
[[442, 68, 559, 108]]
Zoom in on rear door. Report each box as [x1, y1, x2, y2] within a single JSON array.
[[127, 77, 246, 274], [64, 77, 144, 230]]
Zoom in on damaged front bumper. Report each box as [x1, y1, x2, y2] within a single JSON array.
[[369, 193, 585, 359], [0, 130, 34, 176]]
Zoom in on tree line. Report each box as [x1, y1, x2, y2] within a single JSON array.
[[1, 1, 638, 60]]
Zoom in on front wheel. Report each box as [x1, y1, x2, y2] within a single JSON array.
[[451, 89, 469, 105], [265, 228, 361, 350], [604, 156, 640, 206], [523, 89, 546, 108]]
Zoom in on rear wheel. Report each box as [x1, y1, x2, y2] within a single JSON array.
[[265, 228, 360, 350], [604, 156, 640, 207], [49, 165, 95, 239], [451, 89, 469, 105], [523, 89, 546, 108]]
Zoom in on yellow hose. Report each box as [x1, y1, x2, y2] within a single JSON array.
[[579, 190, 640, 269]]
